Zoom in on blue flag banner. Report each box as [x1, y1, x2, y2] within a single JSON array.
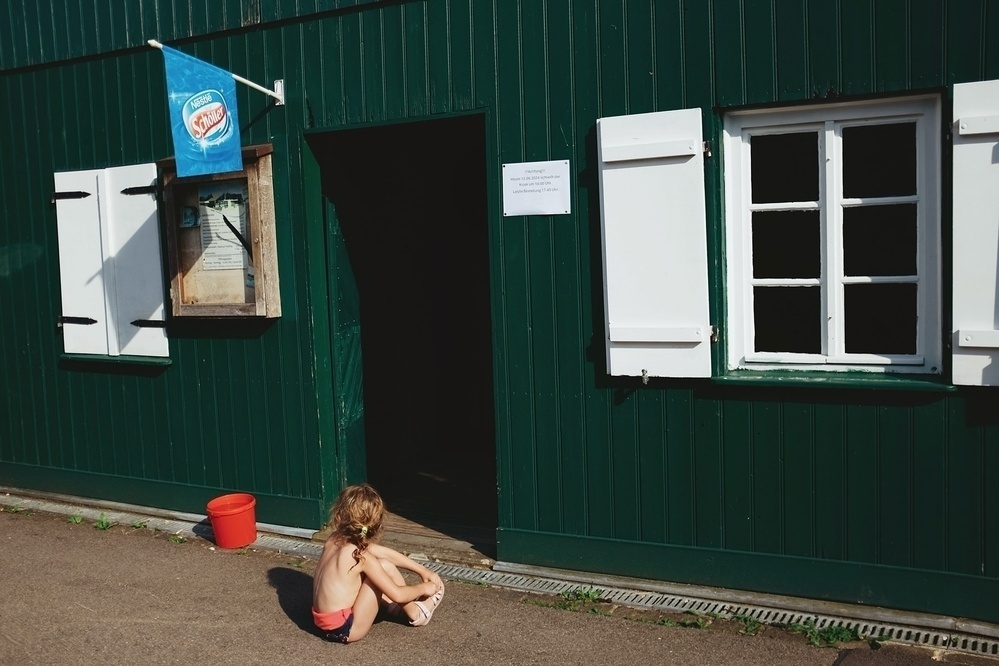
[[160, 45, 242, 177]]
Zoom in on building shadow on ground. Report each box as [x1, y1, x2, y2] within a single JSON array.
[[267, 567, 317, 634]]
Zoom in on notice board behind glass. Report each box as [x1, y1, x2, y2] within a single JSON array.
[[159, 144, 281, 318]]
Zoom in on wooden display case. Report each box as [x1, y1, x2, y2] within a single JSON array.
[[159, 144, 281, 318]]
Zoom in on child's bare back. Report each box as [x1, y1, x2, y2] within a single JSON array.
[[311, 484, 446, 644], [312, 538, 365, 615]]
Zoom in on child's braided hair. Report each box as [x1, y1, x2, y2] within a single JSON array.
[[328, 483, 385, 567]]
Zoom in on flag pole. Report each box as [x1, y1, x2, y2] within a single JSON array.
[[147, 39, 285, 106]]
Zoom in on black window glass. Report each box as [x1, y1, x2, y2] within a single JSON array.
[[752, 210, 820, 279], [842, 204, 917, 277], [844, 284, 917, 354], [843, 122, 916, 198], [754, 286, 821, 353], [751, 132, 819, 203]]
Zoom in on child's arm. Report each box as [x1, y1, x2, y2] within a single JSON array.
[[359, 554, 437, 604], [367, 543, 443, 588]]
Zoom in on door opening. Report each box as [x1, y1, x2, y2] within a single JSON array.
[[308, 115, 496, 542]]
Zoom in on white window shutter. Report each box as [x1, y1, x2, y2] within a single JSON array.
[[54, 169, 111, 355], [597, 109, 712, 378], [105, 164, 169, 357], [54, 164, 167, 358], [953, 80, 999, 386]]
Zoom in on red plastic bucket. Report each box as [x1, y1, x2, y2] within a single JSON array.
[[206, 493, 257, 548]]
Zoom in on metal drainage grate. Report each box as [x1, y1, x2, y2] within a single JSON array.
[[426, 562, 999, 659]]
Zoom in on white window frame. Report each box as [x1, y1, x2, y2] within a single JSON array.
[[723, 95, 942, 374]]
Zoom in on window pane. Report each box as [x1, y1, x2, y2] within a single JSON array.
[[752, 210, 820, 278], [751, 132, 819, 203], [754, 286, 821, 353], [844, 284, 917, 354], [842, 204, 917, 276], [843, 122, 916, 198]]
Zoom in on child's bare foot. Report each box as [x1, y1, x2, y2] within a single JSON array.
[[409, 581, 445, 627]]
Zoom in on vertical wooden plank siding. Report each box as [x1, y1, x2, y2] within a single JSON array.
[[813, 403, 846, 560], [910, 0, 945, 88], [874, 0, 909, 90], [846, 404, 879, 564], [721, 400, 753, 550], [840, 0, 875, 95], [911, 400, 947, 571], [947, 0, 985, 82], [714, 0, 746, 108], [806, 0, 840, 96], [664, 390, 695, 545], [547, 0, 588, 537], [775, 0, 808, 100], [751, 401, 783, 553], [782, 401, 814, 557], [744, 0, 777, 104], [574, 0, 615, 541], [1, 0, 998, 621], [877, 406, 911, 568]]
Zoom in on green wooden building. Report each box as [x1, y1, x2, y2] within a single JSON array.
[[1, 0, 997, 625]]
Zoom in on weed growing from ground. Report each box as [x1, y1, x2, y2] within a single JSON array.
[[67, 514, 83, 524], [169, 534, 187, 544], [732, 613, 763, 636], [781, 618, 860, 647], [868, 633, 894, 650], [564, 587, 603, 603], [524, 587, 608, 612], [130, 519, 148, 529], [94, 513, 115, 531]]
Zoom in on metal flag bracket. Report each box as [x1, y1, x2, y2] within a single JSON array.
[[147, 39, 285, 106]]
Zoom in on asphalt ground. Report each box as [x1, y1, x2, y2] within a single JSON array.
[[1, 499, 997, 665]]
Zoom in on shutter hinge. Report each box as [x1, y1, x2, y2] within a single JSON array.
[[121, 185, 158, 196], [57, 316, 98, 327], [702, 140, 712, 158], [51, 190, 92, 203], [131, 319, 167, 328], [710, 325, 719, 343]]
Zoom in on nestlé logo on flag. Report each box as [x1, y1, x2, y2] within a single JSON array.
[[161, 46, 242, 177]]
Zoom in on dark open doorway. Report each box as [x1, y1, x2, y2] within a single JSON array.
[[307, 115, 496, 547]]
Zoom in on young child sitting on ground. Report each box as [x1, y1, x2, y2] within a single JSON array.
[[312, 483, 445, 643]]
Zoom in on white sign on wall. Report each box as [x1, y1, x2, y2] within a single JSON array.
[[502, 159, 571, 216]]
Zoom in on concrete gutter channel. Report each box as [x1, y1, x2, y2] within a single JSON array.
[[2, 487, 997, 661]]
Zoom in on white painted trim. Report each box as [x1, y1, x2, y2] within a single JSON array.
[[956, 330, 999, 349], [955, 115, 999, 135]]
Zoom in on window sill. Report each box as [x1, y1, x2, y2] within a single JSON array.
[[713, 370, 956, 393], [60, 354, 172, 367]]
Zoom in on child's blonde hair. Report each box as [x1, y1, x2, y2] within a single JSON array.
[[328, 484, 385, 564]]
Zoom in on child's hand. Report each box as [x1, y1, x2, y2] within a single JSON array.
[[421, 581, 439, 597], [423, 571, 443, 589]]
